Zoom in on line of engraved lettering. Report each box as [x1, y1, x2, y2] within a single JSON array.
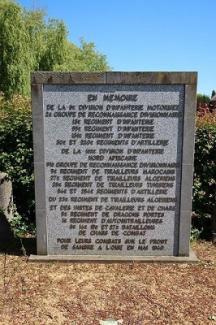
[[140, 111, 182, 118], [103, 94, 138, 102]]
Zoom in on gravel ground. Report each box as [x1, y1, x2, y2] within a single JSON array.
[[0, 241, 215, 325]]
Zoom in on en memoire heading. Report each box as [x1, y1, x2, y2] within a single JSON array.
[[88, 94, 138, 102]]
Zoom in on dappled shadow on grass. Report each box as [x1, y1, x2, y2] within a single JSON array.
[[0, 211, 36, 256], [20, 237, 36, 255], [0, 236, 36, 256], [0, 237, 21, 255]]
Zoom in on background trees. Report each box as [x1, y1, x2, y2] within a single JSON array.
[[197, 94, 211, 106], [0, 0, 109, 97]]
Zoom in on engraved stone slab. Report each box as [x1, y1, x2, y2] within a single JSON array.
[[31, 72, 197, 259]]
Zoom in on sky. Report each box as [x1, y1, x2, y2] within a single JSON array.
[[18, 0, 216, 95]]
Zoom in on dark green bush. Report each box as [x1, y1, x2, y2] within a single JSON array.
[[0, 95, 34, 231], [197, 93, 211, 105], [193, 113, 216, 238]]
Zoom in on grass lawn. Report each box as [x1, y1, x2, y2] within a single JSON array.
[[0, 241, 215, 325]]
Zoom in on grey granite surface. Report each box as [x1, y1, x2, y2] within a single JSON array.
[[31, 72, 197, 258]]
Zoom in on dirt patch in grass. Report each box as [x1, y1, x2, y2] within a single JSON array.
[[0, 241, 215, 325]]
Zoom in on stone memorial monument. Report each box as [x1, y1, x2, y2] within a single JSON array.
[[30, 72, 198, 261]]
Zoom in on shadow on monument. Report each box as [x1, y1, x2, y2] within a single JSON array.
[[0, 213, 36, 256]]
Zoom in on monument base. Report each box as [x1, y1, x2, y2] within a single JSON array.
[[29, 249, 198, 263]]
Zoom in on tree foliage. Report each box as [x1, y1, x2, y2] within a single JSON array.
[[55, 39, 110, 72], [211, 90, 216, 98], [0, 0, 109, 97], [197, 93, 211, 105], [0, 1, 31, 97]]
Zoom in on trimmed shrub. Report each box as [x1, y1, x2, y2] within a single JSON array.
[[193, 112, 216, 238], [0, 95, 34, 231]]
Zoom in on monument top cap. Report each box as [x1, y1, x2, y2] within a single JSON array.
[[31, 71, 197, 85]]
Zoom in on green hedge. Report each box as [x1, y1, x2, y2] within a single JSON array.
[[0, 95, 34, 231], [192, 114, 216, 238], [0, 95, 216, 236]]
